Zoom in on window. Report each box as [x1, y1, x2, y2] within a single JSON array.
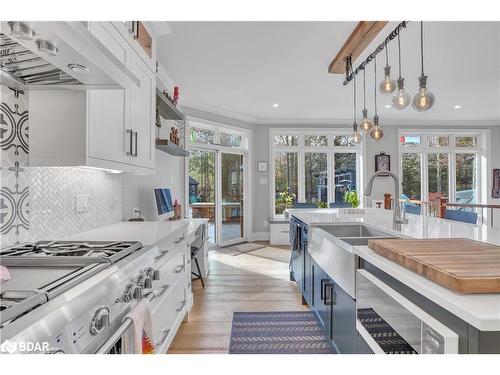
[[428, 153, 449, 200], [455, 153, 477, 204], [220, 133, 241, 147], [274, 135, 298, 146], [274, 152, 298, 215], [189, 127, 215, 144], [188, 121, 248, 149], [305, 153, 327, 203], [399, 131, 486, 207], [305, 135, 328, 147], [334, 153, 357, 203], [271, 130, 361, 216]]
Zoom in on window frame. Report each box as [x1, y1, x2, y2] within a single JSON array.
[[398, 129, 488, 208], [270, 128, 363, 218]]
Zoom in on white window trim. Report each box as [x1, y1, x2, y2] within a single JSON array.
[[269, 128, 363, 218], [398, 129, 490, 221]]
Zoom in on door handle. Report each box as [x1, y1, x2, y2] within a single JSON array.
[[176, 299, 186, 312], [174, 235, 185, 244], [174, 264, 185, 273], [126, 129, 133, 156], [133, 131, 138, 157], [155, 328, 171, 347]]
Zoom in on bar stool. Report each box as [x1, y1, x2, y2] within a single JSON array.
[[191, 225, 205, 288]]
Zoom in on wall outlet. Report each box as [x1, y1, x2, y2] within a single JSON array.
[[75, 195, 89, 213], [263, 220, 268, 227], [259, 178, 267, 184]]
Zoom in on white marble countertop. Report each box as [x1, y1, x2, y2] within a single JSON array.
[[63, 219, 208, 247], [289, 208, 500, 331], [289, 208, 500, 246]]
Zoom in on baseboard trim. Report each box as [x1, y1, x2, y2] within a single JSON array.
[[251, 231, 270, 241]]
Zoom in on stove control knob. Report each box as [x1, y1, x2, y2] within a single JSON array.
[[145, 267, 160, 281], [90, 307, 110, 335], [133, 286, 143, 300], [136, 274, 153, 289], [151, 269, 160, 281]]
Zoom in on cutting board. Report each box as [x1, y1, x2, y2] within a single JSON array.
[[367, 238, 500, 294]]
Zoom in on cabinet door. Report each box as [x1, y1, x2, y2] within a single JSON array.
[[87, 90, 130, 165], [87, 22, 131, 165], [303, 250, 313, 305], [312, 262, 330, 330], [129, 53, 155, 169], [330, 281, 357, 354]]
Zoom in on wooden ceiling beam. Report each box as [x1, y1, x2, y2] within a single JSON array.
[[328, 21, 388, 74]]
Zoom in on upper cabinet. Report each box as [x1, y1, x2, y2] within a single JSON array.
[[29, 21, 157, 174]]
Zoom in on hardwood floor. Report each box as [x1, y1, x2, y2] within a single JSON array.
[[168, 242, 307, 354]]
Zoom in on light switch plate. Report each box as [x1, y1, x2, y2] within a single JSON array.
[[75, 195, 89, 213]]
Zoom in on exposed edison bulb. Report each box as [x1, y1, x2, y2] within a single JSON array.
[[360, 109, 373, 132], [412, 76, 435, 112], [350, 124, 363, 145], [379, 66, 396, 95], [391, 78, 410, 110], [369, 115, 384, 141]]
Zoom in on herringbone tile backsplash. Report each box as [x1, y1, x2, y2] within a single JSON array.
[[29, 167, 122, 241]]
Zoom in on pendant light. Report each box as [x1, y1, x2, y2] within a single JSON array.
[[360, 68, 373, 132], [391, 33, 411, 110], [412, 21, 435, 111], [379, 40, 396, 95], [370, 54, 384, 141], [350, 59, 362, 145]]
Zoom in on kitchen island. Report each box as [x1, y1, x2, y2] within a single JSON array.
[[287, 208, 500, 354]]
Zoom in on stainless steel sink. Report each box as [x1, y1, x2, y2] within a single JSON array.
[[317, 224, 391, 238]]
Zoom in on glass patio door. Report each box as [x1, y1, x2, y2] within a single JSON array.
[[188, 149, 217, 244], [217, 152, 245, 246]]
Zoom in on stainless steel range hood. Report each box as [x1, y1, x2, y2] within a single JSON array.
[[0, 21, 140, 90]]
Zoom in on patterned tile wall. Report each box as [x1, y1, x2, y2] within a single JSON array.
[[1, 85, 122, 248], [0, 85, 30, 248], [29, 167, 122, 241]]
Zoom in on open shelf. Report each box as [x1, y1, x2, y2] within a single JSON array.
[[156, 88, 183, 121], [155, 139, 189, 157]]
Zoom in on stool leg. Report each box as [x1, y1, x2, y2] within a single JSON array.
[[194, 257, 205, 288]]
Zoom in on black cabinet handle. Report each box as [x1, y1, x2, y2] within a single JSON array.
[[324, 282, 336, 306], [126, 129, 133, 156], [320, 278, 329, 301], [133, 131, 138, 157]]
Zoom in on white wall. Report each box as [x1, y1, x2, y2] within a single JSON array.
[[122, 149, 185, 221]]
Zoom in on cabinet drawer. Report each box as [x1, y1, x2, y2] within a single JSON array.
[[356, 269, 459, 354], [155, 229, 187, 255], [155, 249, 186, 291], [270, 223, 290, 245], [151, 281, 186, 353]]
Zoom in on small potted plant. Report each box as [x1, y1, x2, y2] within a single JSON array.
[[344, 190, 359, 208], [276, 191, 296, 216], [316, 201, 328, 209]]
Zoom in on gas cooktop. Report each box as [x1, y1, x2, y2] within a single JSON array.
[[0, 240, 143, 328]]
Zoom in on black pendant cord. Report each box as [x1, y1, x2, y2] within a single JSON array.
[[374, 55, 378, 116], [397, 32, 402, 79], [343, 21, 408, 85], [384, 39, 389, 67], [362, 68, 367, 110], [352, 58, 357, 128], [420, 21, 424, 76]]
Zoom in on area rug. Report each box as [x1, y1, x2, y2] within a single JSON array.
[[214, 242, 265, 256], [228, 311, 335, 354]]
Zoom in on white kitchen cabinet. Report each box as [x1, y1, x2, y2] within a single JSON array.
[[129, 53, 155, 169], [270, 222, 290, 245], [29, 22, 156, 174]]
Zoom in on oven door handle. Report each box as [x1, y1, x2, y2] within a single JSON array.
[[95, 317, 133, 354]]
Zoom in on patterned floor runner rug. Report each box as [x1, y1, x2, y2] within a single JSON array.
[[229, 311, 335, 354]]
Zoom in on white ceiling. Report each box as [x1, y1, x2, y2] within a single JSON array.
[[157, 21, 500, 124]]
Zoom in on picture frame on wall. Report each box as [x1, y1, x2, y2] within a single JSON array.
[[375, 152, 391, 174], [257, 161, 268, 172]]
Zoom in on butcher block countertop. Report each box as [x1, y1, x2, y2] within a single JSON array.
[[368, 238, 500, 294]]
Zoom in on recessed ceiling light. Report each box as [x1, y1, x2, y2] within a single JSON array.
[[453, 105, 462, 109], [272, 103, 279, 108], [384, 104, 391, 109]]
